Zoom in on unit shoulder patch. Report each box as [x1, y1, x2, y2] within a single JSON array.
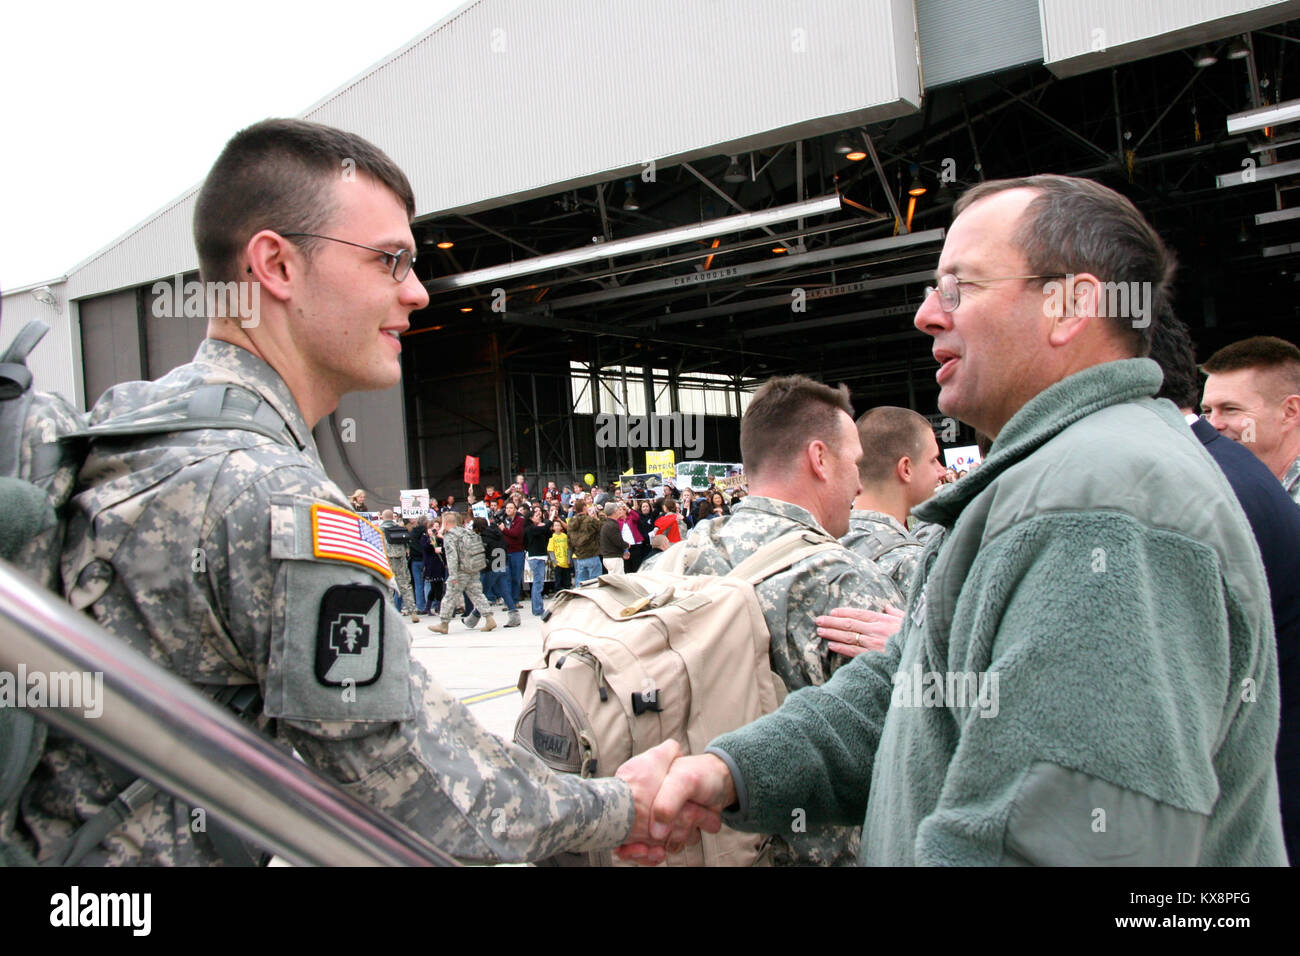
[[316, 584, 386, 687]]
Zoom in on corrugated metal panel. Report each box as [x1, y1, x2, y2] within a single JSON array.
[[0, 282, 81, 407], [65, 187, 199, 303], [1042, 0, 1300, 77], [918, 0, 1043, 88], [305, 0, 921, 216], [79, 289, 144, 408]]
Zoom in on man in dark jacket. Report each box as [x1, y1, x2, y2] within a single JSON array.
[[1153, 310, 1300, 864]]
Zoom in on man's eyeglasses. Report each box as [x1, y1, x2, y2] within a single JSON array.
[[923, 273, 1068, 313], [279, 232, 416, 282]]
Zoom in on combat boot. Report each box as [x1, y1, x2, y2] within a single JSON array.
[[427, 620, 449, 635], [410, 610, 420, 622], [505, 610, 521, 628], [481, 613, 498, 632]]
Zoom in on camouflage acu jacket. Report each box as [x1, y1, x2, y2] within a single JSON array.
[[647, 495, 902, 865], [19, 338, 631, 865], [1283, 452, 1300, 505], [841, 509, 924, 599]]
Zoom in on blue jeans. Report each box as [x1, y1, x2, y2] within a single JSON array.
[[507, 551, 525, 603], [528, 556, 548, 615], [481, 569, 517, 612], [410, 560, 425, 612], [574, 555, 603, 584]]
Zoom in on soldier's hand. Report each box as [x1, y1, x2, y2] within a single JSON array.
[[615, 752, 732, 865], [614, 741, 722, 864], [816, 604, 905, 657]]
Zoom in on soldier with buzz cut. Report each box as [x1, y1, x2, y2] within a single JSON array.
[[641, 374, 903, 866], [840, 406, 947, 598], [13, 117, 710, 866]]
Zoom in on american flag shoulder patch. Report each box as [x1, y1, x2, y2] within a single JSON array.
[[310, 504, 394, 579]]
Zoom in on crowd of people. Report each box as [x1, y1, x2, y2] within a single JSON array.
[[352, 473, 764, 629]]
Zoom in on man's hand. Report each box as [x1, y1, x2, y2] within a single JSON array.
[[816, 604, 904, 657], [615, 752, 734, 865], [614, 740, 721, 864]]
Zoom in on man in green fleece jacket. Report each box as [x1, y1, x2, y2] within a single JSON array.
[[620, 174, 1288, 866]]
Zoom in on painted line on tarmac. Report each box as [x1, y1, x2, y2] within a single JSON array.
[[461, 685, 519, 705]]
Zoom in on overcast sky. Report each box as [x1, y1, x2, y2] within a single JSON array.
[[0, 0, 465, 291]]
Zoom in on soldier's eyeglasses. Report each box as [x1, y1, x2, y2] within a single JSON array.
[[279, 232, 416, 282], [923, 273, 1067, 313]]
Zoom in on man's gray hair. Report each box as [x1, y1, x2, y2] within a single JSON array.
[[954, 174, 1175, 357], [603, 502, 619, 516]]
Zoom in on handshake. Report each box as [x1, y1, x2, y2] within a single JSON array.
[[610, 739, 737, 865]]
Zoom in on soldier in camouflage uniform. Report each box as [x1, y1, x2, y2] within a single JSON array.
[[1201, 335, 1300, 505], [428, 512, 494, 634], [12, 118, 705, 865], [643, 376, 902, 866], [378, 509, 419, 621], [839, 406, 946, 598]]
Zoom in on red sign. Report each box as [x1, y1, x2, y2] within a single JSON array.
[[463, 456, 480, 485]]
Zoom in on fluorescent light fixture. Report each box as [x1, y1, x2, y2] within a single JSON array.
[[1228, 98, 1300, 135], [1216, 158, 1300, 188], [427, 194, 843, 291], [1250, 135, 1300, 153], [1255, 207, 1300, 225]]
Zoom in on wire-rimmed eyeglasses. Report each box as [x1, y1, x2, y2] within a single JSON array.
[[279, 232, 416, 282], [923, 273, 1068, 313]]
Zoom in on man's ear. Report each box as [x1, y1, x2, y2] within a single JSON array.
[[244, 230, 298, 303], [1280, 392, 1300, 433], [806, 439, 831, 481], [1047, 272, 1102, 347], [896, 455, 913, 484]]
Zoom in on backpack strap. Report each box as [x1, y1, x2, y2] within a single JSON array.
[[856, 525, 916, 562], [70, 383, 297, 449], [0, 320, 49, 399], [727, 529, 846, 586], [45, 684, 267, 867]]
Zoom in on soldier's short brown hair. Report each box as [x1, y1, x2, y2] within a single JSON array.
[[194, 118, 416, 285], [855, 406, 934, 486], [1202, 336, 1300, 401], [441, 511, 461, 527], [954, 174, 1175, 357], [740, 375, 854, 479]]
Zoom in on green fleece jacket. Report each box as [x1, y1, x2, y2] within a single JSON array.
[[711, 359, 1288, 865]]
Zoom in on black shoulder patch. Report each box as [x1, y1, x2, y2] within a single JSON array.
[[316, 585, 385, 687]]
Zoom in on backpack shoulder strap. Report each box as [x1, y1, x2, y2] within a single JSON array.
[[70, 383, 297, 449], [858, 525, 916, 562], [727, 529, 845, 586], [0, 320, 50, 396]]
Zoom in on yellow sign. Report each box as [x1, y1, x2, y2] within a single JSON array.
[[645, 450, 676, 478]]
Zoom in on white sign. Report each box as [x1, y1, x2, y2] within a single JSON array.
[[943, 446, 982, 471], [399, 488, 430, 519]]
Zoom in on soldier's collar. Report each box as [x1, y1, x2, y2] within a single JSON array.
[[192, 339, 318, 452]]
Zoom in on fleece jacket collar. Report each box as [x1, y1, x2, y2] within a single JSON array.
[[913, 358, 1163, 529]]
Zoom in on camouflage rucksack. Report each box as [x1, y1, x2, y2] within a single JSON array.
[[0, 320, 290, 866]]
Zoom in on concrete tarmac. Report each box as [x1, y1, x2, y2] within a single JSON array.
[[406, 597, 546, 738]]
